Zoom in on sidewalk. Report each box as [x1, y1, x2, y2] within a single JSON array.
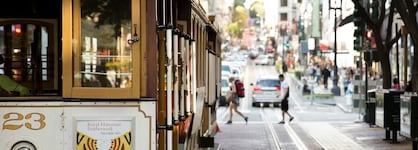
[[287, 74, 414, 150], [289, 74, 354, 113]]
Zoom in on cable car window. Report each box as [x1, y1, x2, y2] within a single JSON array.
[[0, 21, 59, 96], [75, 0, 133, 88]]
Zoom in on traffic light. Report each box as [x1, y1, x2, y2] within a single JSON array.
[[13, 24, 22, 35], [354, 37, 361, 51], [353, 4, 365, 51]]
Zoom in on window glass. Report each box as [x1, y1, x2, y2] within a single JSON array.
[[280, 13, 287, 21], [76, 0, 133, 88], [256, 79, 280, 87], [0, 22, 57, 96], [222, 65, 230, 72], [221, 79, 228, 87], [280, 0, 288, 7]]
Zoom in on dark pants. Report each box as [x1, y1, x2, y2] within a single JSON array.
[[323, 77, 328, 88], [281, 99, 289, 111]]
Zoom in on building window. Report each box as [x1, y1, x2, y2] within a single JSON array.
[[281, 0, 288, 7], [280, 13, 288, 21]]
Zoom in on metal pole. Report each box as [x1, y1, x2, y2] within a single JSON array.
[[333, 7, 338, 87], [365, 51, 369, 123], [359, 52, 363, 120], [396, 23, 400, 87], [166, 27, 173, 150], [330, 0, 341, 96]]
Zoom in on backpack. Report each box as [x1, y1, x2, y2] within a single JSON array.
[[235, 79, 245, 98]]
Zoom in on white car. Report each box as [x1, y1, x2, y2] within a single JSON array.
[[219, 77, 230, 106], [254, 54, 275, 65], [230, 67, 244, 82], [222, 63, 231, 73], [251, 76, 281, 107], [221, 70, 231, 79]]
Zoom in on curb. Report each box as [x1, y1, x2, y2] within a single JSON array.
[[336, 103, 352, 113]]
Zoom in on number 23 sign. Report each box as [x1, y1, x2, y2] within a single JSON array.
[[2, 112, 46, 130]]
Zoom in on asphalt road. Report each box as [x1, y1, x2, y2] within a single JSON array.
[[214, 61, 412, 150]]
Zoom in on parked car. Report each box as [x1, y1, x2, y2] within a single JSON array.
[[230, 67, 244, 82], [251, 76, 281, 107], [248, 50, 258, 60], [222, 64, 231, 73], [221, 70, 231, 79], [219, 77, 230, 106]]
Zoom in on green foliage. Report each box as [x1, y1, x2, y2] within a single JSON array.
[[233, 6, 249, 27], [227, 23, 241, 38], [234, 0, 245, 7], [275, 61, 282, 73], [249, 1, 265, 18], [228, 5, 248, 39], [294, 70, 303, 80]]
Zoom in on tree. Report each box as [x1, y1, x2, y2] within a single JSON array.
[[392, 0, 418, 91], [227, 22, 241, 38], [249, 0, 265, 18], [233, 6, 249, 30], [350, 0, 401, 89], [350, 0, 418, 91], [228, 0, 249, 39]]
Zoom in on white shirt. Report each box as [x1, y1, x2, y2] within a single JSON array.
[[229, 82, 236, 93], [280, 80, 289, 99]]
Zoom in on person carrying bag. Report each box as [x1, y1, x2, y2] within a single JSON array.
[[226, 77, 248, 124]]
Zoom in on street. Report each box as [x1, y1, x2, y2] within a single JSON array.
[[215, 60, 412, 150]]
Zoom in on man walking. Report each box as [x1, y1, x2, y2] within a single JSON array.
[[278, 74, 294, 124]]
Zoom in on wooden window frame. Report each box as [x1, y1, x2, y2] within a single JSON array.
[[62, 0, 143, 99]]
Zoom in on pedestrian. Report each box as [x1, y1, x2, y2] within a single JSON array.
[[278, 74, 294, 124], [343, 77, 350, 94], [392, 77, 400, 90], [226, 76, 248, 124], [282, 61, 288, 73], [302, 78, 311, 95], [315, 65, 322, 85], [322, 66, 331, 89]]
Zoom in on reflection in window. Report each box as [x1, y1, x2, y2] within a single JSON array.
[[77, 0, 132, 88], [0, 22, 57, 96]]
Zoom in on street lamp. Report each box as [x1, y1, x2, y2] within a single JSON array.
[[329, 0, 342, 96]]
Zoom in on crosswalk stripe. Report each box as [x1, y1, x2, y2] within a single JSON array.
[[300, 122, 365, 150]]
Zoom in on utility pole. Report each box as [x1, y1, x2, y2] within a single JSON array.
[[329, 0, 342, 96]]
